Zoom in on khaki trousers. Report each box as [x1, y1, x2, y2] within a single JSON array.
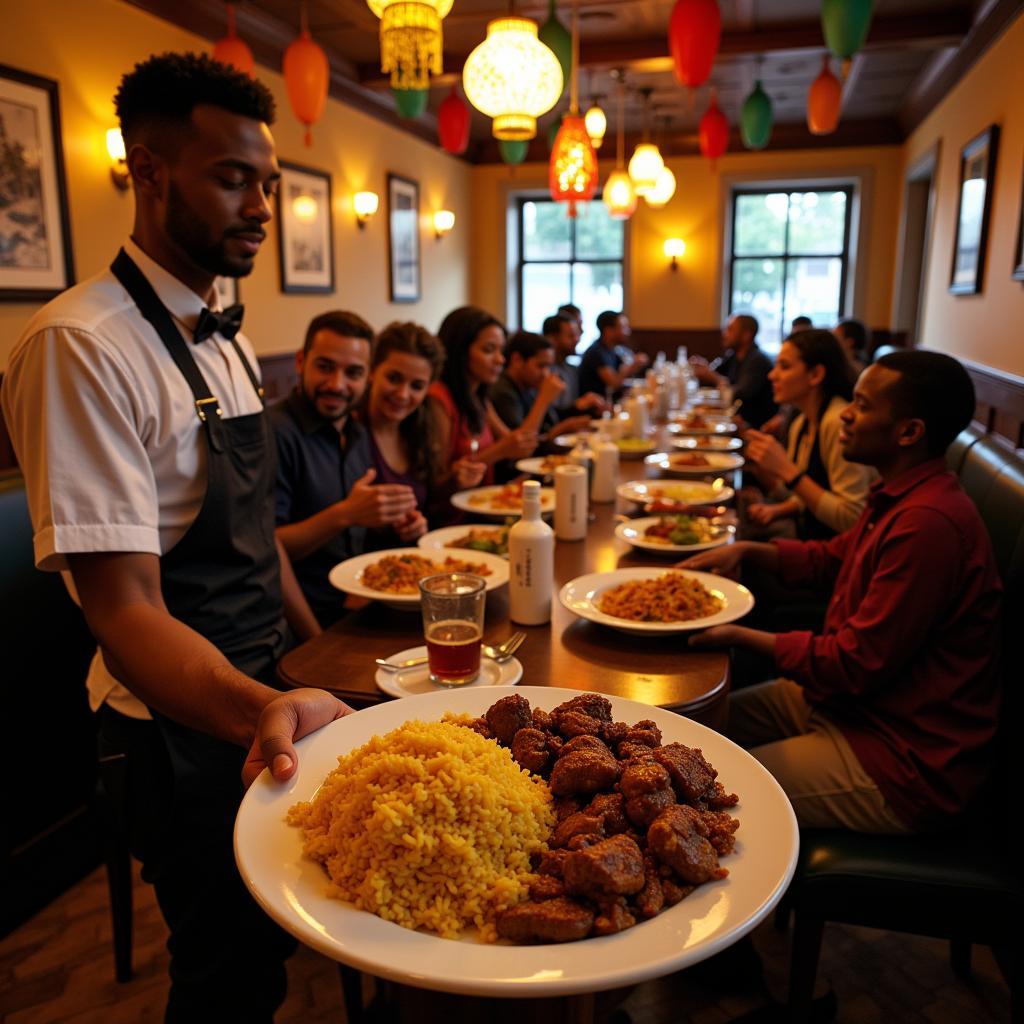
[[727, 678, 911, 834]]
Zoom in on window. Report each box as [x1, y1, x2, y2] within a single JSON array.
[[517, 197, 624, 348], [728, 187, 853, 352]]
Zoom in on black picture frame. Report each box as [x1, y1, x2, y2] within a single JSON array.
[[0, 63, 75, 301], [387, 173, 421, 303], [1013, 163, 1024, 283], [949, 124, 999, 295], [276, 160, 334, 294]]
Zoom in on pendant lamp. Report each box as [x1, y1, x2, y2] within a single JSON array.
[[628, 88, 664, 195], [366, 0, 454, 90], [668, 0, 721, 89], [821, 0, 875, 79], [499, 139, 529, 164], [645, 166, 677, 209], [699, 89, 729, 164], [463, 16, 563, 140], [283, 5, 329, 147], [807, 56, 842, 135], [740, 80, 773, 150], [549, 1, 597, 216], [392, 87, 429, 118], [538, 0, 572, 97], [437, 87, 470, 154], [584, 101, 607, 149], [603, 72, 636, 220], [212, 3, 254, 76]]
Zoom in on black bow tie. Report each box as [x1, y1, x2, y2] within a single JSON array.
[[194, 304, 244, 343]]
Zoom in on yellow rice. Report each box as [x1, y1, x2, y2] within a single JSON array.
[[287, 718, 554, 939]]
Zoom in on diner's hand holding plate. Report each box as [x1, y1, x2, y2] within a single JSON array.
[[328, 548, 509, 610], [560, 567, 753, 635], [451, 483, 555, 517], [617, 479, 735, 507], [616, 516, 736, 555], [234, 686, 797, 998], [375, 645, 522, 698], [645, 451, 745, 476]]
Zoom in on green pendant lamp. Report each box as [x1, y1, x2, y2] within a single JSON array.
[[538, 0, 572, 97], [499, 139, 530, 164], [740, 81, 773, 150], [821, 0, 875, 79], [392, 87, 429, 118]]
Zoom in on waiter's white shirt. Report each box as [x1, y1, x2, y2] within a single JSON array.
[[1, 239, 264, 719]]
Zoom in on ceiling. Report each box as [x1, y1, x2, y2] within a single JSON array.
[[127, 0, 1019, 161]]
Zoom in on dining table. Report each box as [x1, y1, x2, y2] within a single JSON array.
[[277, 435, 739, 731]]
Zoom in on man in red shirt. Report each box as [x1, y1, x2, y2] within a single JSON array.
[[685, 351, 1002, 832]]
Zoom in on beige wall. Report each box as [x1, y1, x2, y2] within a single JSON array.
[[0, 0, 471, 370], [471, 146, 903, 333], [903, 12, 1024, 377]]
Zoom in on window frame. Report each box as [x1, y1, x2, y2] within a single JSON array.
[[515, 195, 626, 335]]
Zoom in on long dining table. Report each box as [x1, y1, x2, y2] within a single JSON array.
[[277, 445, 735, 731]]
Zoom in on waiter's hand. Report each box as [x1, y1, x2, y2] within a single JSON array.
[[337, 468, 417, 528], [243, 689, 354, 788]]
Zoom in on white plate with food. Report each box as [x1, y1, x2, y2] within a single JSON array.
[[374, 645, 523, 698], [451, 482, 556, 517], [669, 414, 737, 436], [418, 524, 510, 559], [328, 548, 509, 609], [515, 454, 574, 476], [672, 435, 744, 453], [617, 480, 735, 508], [551, 431, 600, 449], [614, 437, 659, 458], [235, 686, 797, 998], [645, 451, 745, 476], [615, 515, 736, 555], [560, 568, 753, 635]]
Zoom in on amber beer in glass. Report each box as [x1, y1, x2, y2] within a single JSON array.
[[419, 573, 486, 686]]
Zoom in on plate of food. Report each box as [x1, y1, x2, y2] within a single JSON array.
[[328, 548, 509, 609], [615, 436, 658, 458], [615, 515, 736, 555], [516, 454, 572, 476], [669, 412, 737, 436], [419, 524, 511, 558], [645, 451, 744, 476], [672, 435, 744, 453], [235, 686, 797, 997], [617, 480, 735, 508], [551, 431, 598, 449], [560, 568, 754, 636], [451, 481, 556, 517]]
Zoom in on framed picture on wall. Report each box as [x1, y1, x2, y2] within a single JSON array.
[[276, 161, 334, 294], [388, 173, 420, 303], [1013, 165, 1024, 282], [949, 124, 999, 295], [0, 63, 75, 301]]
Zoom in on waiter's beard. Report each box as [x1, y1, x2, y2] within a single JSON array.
[[165, 182, 255, 279]]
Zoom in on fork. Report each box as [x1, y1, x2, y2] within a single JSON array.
[[375, 631, 525, 672]]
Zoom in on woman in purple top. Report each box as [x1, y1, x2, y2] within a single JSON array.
[[361, 322, 485, 531]]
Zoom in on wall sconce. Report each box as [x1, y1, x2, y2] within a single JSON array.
[[106, 128, 129, 191], [664, 237, 686, 270], [353, 191, 379, 229], [433, 209, 455, 240]]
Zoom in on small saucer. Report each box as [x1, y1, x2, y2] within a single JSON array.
[[374, 645, 523, 699]]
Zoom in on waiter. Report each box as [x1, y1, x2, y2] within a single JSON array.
[[1, 54, 349, 1020]]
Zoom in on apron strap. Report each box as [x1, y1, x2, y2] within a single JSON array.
[[227, 335, 265, 405]]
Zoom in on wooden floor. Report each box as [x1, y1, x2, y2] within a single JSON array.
[[0, 862, 1011, 1023]]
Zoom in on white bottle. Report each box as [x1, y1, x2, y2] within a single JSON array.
[[554, 463, 588, 541], [569, 434, 595, 494], [509, 480, 554, 625], [592, 432, 619, 504]]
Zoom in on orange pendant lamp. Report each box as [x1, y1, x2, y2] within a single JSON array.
[[807, 56, 842, 135], [549, 1, 597, 217], [212, 4, 254, 76], [284, 5, 329, 147]]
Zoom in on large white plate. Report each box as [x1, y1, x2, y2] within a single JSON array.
[[552, 431, 599, 449], [451, 485, 556, 518], [617, 480, 735, 507], [235, 686, 798, 998], [560, 568, 754, 635], [328, 548, 509, 609], [645, 451, 745, 476], [418, 525, 509, 559], [615, 516, 736, 555], [669, 415, 737, 436], [672, 435, 744, 452], [375, 645, 523, 698], [515, 455, 573, 476]]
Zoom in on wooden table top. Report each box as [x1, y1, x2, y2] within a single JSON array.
[[277, 444, 736, 728]]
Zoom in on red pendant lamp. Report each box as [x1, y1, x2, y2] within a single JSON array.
[[699, 89, 729, 166], [212, 4, 254, 76], [669, 0, 721, 89], [284, 4, 329, 147], [438, 86, 471, 154], [549, 1, 597, 217], [807, 56, 842, 135]]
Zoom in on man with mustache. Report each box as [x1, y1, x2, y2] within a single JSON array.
[[1, 54, 349, 1020], [269, 310, 421, 626]]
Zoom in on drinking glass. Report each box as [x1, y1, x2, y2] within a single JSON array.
[[419, 573, 486, 686]]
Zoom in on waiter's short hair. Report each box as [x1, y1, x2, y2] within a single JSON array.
[[303, 310, 375, 355], [875, 350, 975, 456], [506, 330, 554, 362], [114, 52, 275, 152]]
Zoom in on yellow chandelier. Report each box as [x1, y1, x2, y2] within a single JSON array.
[[644, 165, 677, 208], [366, 0, 454, 90], [463, 16, 563, 140]]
